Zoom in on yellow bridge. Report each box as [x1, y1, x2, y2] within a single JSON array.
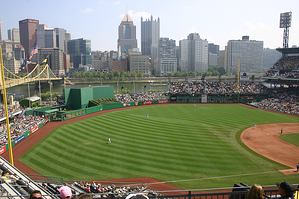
[[0, 61, 72, 90]]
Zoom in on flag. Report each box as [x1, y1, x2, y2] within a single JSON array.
[[20, 57, 27, 69], [29, 43, 38, 60]]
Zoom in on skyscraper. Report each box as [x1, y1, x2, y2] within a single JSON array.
[[55, 28, 65, 52], [0, 19, 4, 41], [155, 37, 177, 75], [36, 24, 48, 48], [141, 16, 160, 56], [208, 43, 219, 66], [7, 28, 20, 42], [67, 38, 91, 68], [19, 18, 39, 57], [117, 13, 137, 55], [227, 36, 263, 74], [179, 33, 208, 73]]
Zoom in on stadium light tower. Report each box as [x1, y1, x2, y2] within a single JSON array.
[[279, 12, 292, 48]]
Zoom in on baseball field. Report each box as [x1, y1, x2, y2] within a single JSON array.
[[18, 104, 299, 190]]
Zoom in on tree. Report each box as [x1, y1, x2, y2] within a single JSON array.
[[108, 73, 113, 80], [113, 70, 120, 78]]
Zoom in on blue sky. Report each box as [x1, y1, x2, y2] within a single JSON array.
[[1, 0, 298, 51]]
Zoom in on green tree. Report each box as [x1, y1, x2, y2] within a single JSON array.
[[74, 71, 80, 78], [113, 71, 120, 78]]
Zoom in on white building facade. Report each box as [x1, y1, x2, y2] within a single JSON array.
[[227, 36, 263, 74], [155, 38, 177, 75], [179, 33, 208, 73]]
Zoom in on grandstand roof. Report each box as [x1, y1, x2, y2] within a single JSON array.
[[276, 47, 299, 55]]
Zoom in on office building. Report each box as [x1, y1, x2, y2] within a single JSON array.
[[117, 13, 137, 54], [19, 18, 39, 57], [7, 28, 20, 42], [208, 43, 219, 66], [38, 48, 65, 77], [0, 40, 19, 60], [208, 52, 218, 66], [64, 31, 73, 53], [45, 28, 56, 48], [155, 38, 177, 76], [55, 28, 65, 52], [219, 47, 227, 72], [179, 39, 191, 72], [227, 36, 263, 74], [179, 33, 208, 73], [128, 48, 150, 75], [14, 44, 25, 60], [141, 16, 160, 56], [67, 38, 91, 68], [36, 24, 48, 48], [0, 19, 3, 41], [3, 59, 22, 75]]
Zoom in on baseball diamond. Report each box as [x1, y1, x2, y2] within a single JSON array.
[[3, 104, 299, 191]]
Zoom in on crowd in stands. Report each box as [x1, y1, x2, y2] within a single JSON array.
[[273, 55, 299, 70], [0, 113, 48, 148], [39, 181, 161, 198], [256, 90, 299, 115], [264, 55, 299, 78], [114, 92, 169, 103], [115, 82, 270, 103], [170, 81, 269, 94], [0, 105, 22, 118]]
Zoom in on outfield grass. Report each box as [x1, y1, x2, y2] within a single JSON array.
[[19, 104, 299, 189], [279, 134, 299, 147]]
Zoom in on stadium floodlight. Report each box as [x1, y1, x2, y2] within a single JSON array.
[[279, 12, 292, 49], [280, 12, 292, 28]]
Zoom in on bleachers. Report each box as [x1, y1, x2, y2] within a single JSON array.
[[0, 156, 57, 198]]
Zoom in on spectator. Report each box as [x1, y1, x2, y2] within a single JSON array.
[[59, 186, 72, 199], [247, 184, 264, 199], [276, 181, 294, 199], [29, 190, 42, 199]]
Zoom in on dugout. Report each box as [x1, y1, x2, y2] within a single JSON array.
[[65, 86, 114, 110]]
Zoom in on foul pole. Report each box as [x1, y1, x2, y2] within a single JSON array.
[[0, 45, 14, 165], [237, 60, 240, 103]]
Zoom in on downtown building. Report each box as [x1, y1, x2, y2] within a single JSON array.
[[19, 18, 39, 58], [226, 36, 263, 74], [128, 48, 150, 75], [208, 43, 219, 66], [179, 33, 208, 73], [67, 38, 91, 68], [38, 48, 66, 77], [117, 13, 137, 55], [7, 28, 20, 42], [141, 15, 160, 71], [155, 37, 177, 76]]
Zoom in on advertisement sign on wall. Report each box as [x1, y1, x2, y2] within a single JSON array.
[[142, 101, 153, 105], [158, 100, 168, 104]]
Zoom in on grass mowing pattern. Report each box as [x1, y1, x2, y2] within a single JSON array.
[[279, 134, 299, 147], [19, 104, 299, 189]]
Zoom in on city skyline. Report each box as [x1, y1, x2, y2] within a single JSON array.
[[0, 0, 298, 52]]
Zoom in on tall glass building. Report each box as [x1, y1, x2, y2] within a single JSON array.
[[141, 16, 160, 56], [118, 13, 137, 55], [67, 38, 91, 68]]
